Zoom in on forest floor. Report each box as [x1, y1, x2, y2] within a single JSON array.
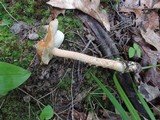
[[0, 0, 160, 120]]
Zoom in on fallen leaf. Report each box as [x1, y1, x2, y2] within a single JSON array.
[[102, 110, 123, 120], [144, 68, 160, 87], [133, 35, 160, 88], [153, 1, 160, 8], [141, 46, 160, 87], [73, 109, 86, 120], [140, 28, 160, 52], [86, 112, 94, 120], [120, 0, 156, 9], [138, 83, 160, 102], [143, 11, 159, 30], [152, 105, 160, 116], [120, 1, 160, 30], [50, 7, 65, 19], [86, 112, 99, 120], [47, 0, 110, 31], [74, 87, 92, 103]]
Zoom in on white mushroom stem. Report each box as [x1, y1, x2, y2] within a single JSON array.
[[35, 19, 141, 73], [51, 48, 140, 73]]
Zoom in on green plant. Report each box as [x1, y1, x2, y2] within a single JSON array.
[[142, 64, 160, 70], [57, 76, 72, 90], [58, 10, 83, 41], [40, 105, 54, 120], [132, 83, 156, 120], [113, 73, 141, 120], [0, 62, 31, 96], [0, 0, 49, 66], [128, 43, 141, 58], [90, 73, 130, 120], [84, 67, 107, 85]]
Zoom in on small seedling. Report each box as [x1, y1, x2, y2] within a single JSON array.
[[128, 43, 141, 58], [40, 105, 54, 120]]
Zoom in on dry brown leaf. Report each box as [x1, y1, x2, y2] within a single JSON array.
[[74, 87, 92, 103], [141, 28, 160, 52], [143, 11, 159, 30], [86, 112, 94, 120], [120, 0, 160, 12], [133, 35, 160, 88], [102, 110, 123, 120], [86, 112, 99, 120], [138, 83, 160, 101], [50, 7, 65, 19], [120, 0, 160, 30], [153, 1, 160, 8], [73, 109, 86, 120], [141, 46, 160, 87], [134, 10, 159, 30], [47, 0, 110, 31], [121, 0, 155, 9]]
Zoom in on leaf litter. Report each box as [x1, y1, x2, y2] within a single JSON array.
[[120, 0, 160, 97], [47, 0, 110, 31]]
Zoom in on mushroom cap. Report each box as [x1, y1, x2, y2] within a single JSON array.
[[35, 19, 64, 64]]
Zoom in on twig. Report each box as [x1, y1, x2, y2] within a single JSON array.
[[82, 38, 93, 53], [0, 98, 5, 109], [0, 1, 18, 22], [18, 88, 62, 120], [28, 102, 31, 120], [37, 87, 57, 101], [18, 88, 45, 106], [71, 63, 75, 120]]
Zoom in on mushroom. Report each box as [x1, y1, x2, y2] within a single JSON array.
[[35, 19, 141, 73]]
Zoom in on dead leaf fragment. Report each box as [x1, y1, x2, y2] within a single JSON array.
[[74, 87, 92, 102], [143, 11, 159, 30], [50, 7, 65, 19], [121, 0, 154, 9], [141, 28, 160, 52], [153, 1, 160, 8], [138, 83, 160, 101], [86, 112, 99, 120], [86, 112, 94, 120], [47, 0, 110, 31], [141, 46, 160, 87], [73, 109, 86, 120], [120, 1, 160, 30]]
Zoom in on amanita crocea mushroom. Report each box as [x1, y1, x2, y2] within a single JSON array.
[[35, 19, 141, 73]]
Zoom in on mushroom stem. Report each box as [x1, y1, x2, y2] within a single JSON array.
[[52, 48, 140, 73]]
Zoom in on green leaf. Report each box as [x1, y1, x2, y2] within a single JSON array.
[[133, 43, 142, 58], [113, 73, 141, 120], [90, 73, 130, 120], [142, 64, 160, 70], [136, 48, 141, 58], [133, 43, 139, 49], [40, 105, 54, 120], [0, 62, 31, 96], [128, 47, 135, 58]]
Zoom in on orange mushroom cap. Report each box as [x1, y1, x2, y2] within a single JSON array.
[[35, 19, 58, 64]]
